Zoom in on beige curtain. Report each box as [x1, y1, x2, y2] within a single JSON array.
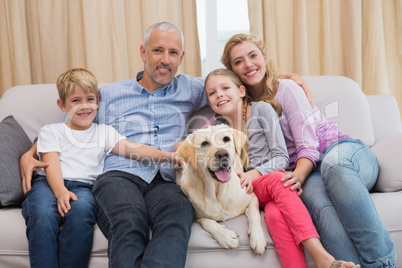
[[0, 0, 200, 97], [248, 0, 402, 117]]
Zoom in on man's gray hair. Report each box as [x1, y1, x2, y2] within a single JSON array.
[[143, 21, 184, 52]]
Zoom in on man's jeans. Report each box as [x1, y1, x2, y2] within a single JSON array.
[[92, 171, 194, 268], [301, 138, 396, 268], [22, 176, 96, 268]]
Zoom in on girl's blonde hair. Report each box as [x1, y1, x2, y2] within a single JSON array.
[[205, 68, 249, 169], [221, 33, 282, 116], [56, 68, 99, 104]]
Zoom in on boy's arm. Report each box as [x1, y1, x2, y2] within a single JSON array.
[[112, 139, 181, 165], [40, 152, 77, 217], [20, 141, 49, 194]]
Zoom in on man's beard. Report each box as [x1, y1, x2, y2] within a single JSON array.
[[145, 62, 174, 86]]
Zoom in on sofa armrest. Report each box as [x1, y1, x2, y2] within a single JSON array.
[[371, 133, 402, 192], [366, 95, 402, 142]]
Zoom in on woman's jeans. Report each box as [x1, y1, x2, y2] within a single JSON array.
[[301, 138, 396, 267], [21, 176, 96, 268], [92, 170, 194, 268]]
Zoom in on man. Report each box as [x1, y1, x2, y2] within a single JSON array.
[[90, 22, 205, 268]]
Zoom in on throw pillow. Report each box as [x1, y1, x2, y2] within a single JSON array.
[[371, 133, 402, 192], [0, 116, 32, 207]]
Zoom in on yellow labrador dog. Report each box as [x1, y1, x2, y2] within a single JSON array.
[[176, 124, 266, 255]]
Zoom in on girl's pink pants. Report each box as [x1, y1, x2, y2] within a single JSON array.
[[252, 171, 319, 268]]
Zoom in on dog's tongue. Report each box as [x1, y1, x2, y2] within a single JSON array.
[[214, 168, 231, 182]]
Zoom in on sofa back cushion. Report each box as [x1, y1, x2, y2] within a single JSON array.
[[0, 77, 375, 146], [304, 76, 375, 147], [0, 84, 65, 141], [0, 83, 111, 141]]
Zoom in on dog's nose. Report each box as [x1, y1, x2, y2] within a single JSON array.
[[215, 150, 229, 160], [215, 150, 230, 168]]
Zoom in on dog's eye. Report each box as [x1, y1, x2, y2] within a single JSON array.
[[201, 141, 210, 147], [223, 136, 231, 143]]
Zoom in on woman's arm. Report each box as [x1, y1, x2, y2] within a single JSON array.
[[279, 73, 314, 107], [278, 80, 321, 168], [276, 81, 321, 195], [40, 152, 77, 217], [292, 158, 314, 184]]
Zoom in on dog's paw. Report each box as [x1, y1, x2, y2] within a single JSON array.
[[249, 233, 266, 255], [213, 224, 240, 249]]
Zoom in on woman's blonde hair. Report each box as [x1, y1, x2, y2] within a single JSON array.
[[56, 68, 99, 104], [221, 33, 282, 116], [204, 68, 249, 169]]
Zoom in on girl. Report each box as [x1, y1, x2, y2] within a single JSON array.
[[220, 33, 396, 268], [205, 68, 357, 268]]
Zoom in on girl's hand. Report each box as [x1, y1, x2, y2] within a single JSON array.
[[237, 170, 261, 194], [280, 169, 303, 196], [56, 190, 78, 217]]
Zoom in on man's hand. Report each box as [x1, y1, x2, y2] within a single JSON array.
[[20, 150, 49, 194]]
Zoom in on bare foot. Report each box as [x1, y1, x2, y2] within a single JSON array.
[[330, 260, 360, 268]]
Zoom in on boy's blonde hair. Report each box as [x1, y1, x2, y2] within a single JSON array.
[[56, 68, 99, 104], [205, 68, 250, 169]]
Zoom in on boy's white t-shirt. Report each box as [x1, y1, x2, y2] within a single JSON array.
[[36, 122, 126, 184]]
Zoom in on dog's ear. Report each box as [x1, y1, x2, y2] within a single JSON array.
[[230, 128, 249, 169], [176, 133, 197, 168], [230, 128, 246, 154]]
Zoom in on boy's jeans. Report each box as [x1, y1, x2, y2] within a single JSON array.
[[22, 176, 96, 268]]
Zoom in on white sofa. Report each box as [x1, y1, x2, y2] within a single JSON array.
[[0, 76, 401, 268]]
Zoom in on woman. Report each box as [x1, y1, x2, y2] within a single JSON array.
[[220, 33, 396, 268]]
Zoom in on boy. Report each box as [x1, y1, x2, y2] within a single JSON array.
[[21, 68, 180, 268]]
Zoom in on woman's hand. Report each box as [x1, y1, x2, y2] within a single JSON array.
[[280, 169, 303, 196]]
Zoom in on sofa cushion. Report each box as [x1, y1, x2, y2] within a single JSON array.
[[0, 84, 65, 141], [366, 95, 402, 142], [304, 76, 375, 147], [0, 116, 32, 207], [371, 133, 402, 192]]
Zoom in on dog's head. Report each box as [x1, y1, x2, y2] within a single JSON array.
[[176, 124, 247, 183]]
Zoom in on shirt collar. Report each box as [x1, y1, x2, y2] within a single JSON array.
[[135, 71, 172, 96]]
